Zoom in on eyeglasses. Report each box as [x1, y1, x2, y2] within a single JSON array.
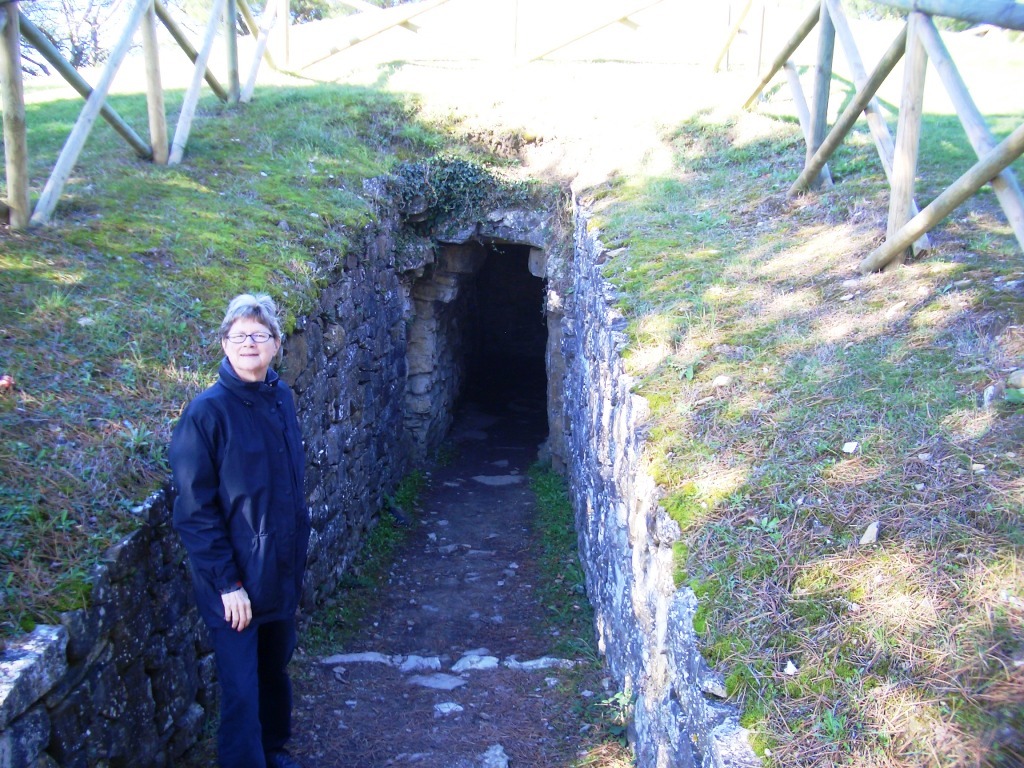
[[224, 332, 274, 344]]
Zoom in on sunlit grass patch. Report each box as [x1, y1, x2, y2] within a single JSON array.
[[0, 83, 452, 636], [596, 93, 1024, 766]]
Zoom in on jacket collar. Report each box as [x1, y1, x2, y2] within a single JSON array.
[[217, 357, 279, 400]]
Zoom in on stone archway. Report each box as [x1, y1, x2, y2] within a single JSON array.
[[400, 214, 563, 465]]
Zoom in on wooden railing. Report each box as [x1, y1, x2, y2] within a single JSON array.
[[0, 0, 289, 229], [741, 0, 1024, 272]]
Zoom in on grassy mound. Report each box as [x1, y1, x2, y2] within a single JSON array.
[[591, 104, 1024, 765], [0, 83, 444, 637]]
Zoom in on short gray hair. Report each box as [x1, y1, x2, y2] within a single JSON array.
[[218, 293, 283, 340]]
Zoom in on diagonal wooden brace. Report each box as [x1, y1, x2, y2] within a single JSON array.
[[859, 119, 1024, 273]]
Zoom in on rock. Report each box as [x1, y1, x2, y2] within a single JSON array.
[[407, 674, 467, 691], [859, 521, 879, 546], [400, 656, 441, 673], [842, 441, 858, 454], [1008, 369, 1024, 389], [478, 744, 510, 768], [0, 626, 68, 730], [451, 655, 499, 673], [321, 652, 394, 667], [709, 718, 761, 768], [471, 475, 524, 486], [502, 656, 575, 671], [984, 382, 1005, 409], [0, 705, 49, 768], [783, 660, 798, 676], [711, 374, 733, 388], [700, 674, 728, 699], [434, 702, 464, 716]]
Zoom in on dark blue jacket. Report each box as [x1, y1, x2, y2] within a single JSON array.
[[169, 359, 310, 629]]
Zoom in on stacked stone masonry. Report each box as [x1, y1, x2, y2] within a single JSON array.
[[559, 203, 760, 768], [0, 199, 759, 767], [0, 218, 419, 768]]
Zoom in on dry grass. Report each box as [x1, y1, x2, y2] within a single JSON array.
[[592, 93, 1024, 765]]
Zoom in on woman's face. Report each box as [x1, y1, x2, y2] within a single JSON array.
[[221, 318, 281, 383]]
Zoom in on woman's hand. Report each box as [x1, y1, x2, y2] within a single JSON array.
[[221, 586, 252, 631]]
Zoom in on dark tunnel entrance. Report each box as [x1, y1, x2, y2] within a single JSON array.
[[464, 242, 548, 410], [401, 237, 551, 460]]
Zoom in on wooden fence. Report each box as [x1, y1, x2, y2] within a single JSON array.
[[0, 0, 290, 229], [1, 0, 677, 230], [740, 0, 1024, 272]]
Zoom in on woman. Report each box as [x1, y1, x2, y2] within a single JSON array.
[[170, 293, 309, 768]]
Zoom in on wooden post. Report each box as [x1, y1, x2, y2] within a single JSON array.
[[789, 25, 906, 195], [871, 0, 1024, 31], [0, 4, 29, 229], [743, 1, 820, 110], [525, 0, 666, 63], [279, 0, 290, 67], [241, 0, 277, 102], [141, 0, 168, 164], [154, 0, 229, 102], [784, 62, 828, 179], [860, 120, 1024, 273], [917, 16, 1024, 252], [301, 0, 451, 69], [225, 0, 240, 103], [885, 11, 929, 269], [238, 0, 278, 71], [806, 0, 835, 190], [713, 0, 753, 73], [169, 0, 226, 165], [825, 0, 929, 252], [513, 0, 519, 60], [32, 0, 152, 225], [18, 12, 151, 158], [757, 2, 766, 76]]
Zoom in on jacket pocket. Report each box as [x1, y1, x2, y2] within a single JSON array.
[[241, 532, 283, 615]]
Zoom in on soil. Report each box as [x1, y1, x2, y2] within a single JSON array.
[[181, 389, 613, 767]]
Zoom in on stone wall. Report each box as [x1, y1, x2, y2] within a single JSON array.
[[558, 203, 760, 768], [403, 242, 483, 460], [0, 492, 211, 768], [287, 224, 417, 605], [0, 220, 419, 768], [0, 193, 759, 768]]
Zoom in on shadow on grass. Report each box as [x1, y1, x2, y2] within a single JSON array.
[[593, 108, 1024, 766]]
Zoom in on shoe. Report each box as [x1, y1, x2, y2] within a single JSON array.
[[266, 750, 304, 768]]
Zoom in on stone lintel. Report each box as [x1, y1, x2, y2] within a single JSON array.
[[0, 625, 68, 730]]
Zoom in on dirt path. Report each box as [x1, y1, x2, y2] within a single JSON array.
[[285, 391, 602, 767]]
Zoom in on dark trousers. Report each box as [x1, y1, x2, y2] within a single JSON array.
[[210, 618, 296, 768]]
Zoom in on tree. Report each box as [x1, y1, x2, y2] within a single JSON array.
[[21, 0, 131, 69]]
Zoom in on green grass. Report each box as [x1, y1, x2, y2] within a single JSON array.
[[593, 93, 1024, 766], [0, 80, 486, 638], [529, 463, 596, 660], [529, 464, 634, 768]]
